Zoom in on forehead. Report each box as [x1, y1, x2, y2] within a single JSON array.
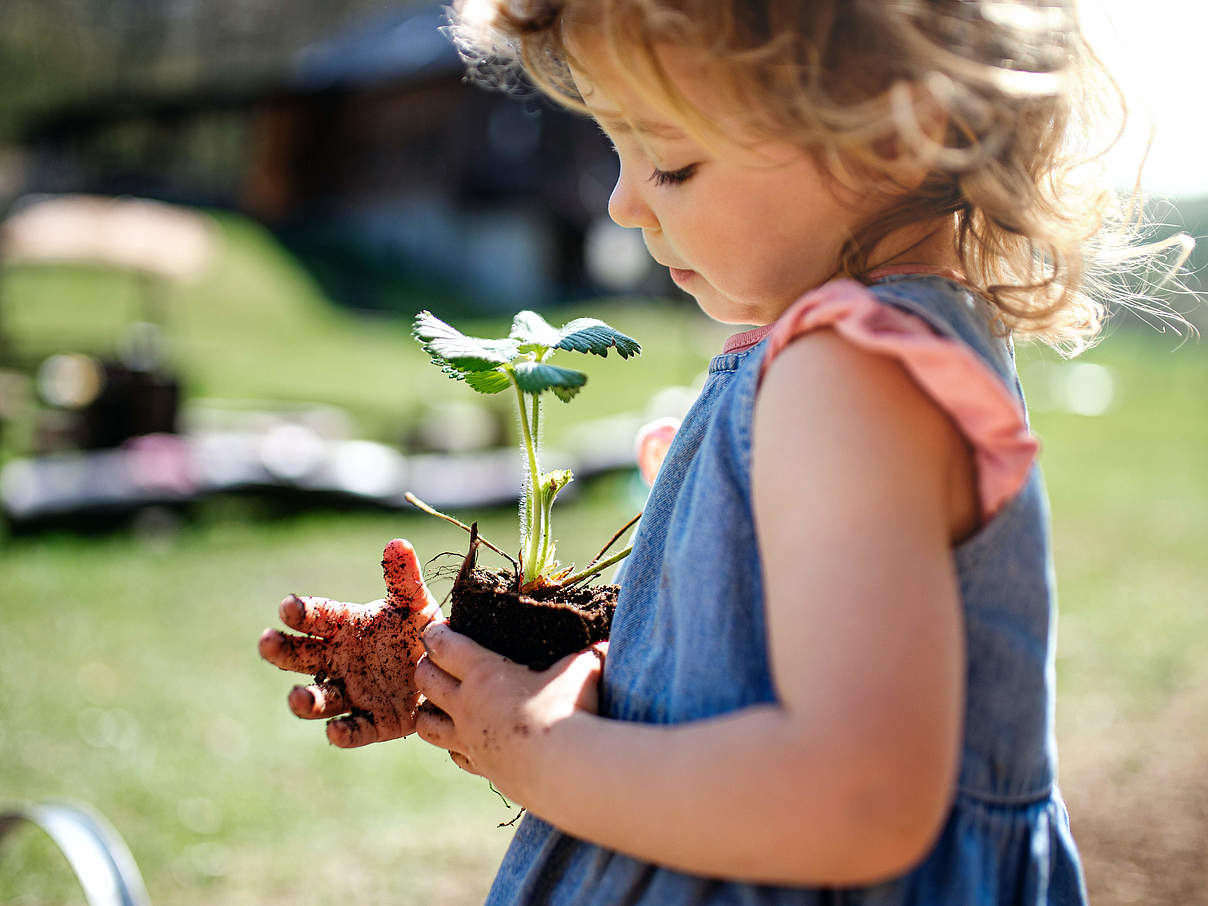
[[566, 32, 715, 139]]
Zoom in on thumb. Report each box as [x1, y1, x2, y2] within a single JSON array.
[[548, 644, 607, 712], [548, 644, 606, 678], [382, 539, 439, 614]]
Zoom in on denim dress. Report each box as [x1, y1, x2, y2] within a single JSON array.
[[486, 275, 1088, 905]]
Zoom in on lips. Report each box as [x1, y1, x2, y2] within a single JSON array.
[[649, 250, 695, 287]]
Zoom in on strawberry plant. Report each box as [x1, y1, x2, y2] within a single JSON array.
[[412, 309, 641, 597]]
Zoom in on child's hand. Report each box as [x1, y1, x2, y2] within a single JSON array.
[[413, 623, 606, 798], [259, 539, 443, 748]]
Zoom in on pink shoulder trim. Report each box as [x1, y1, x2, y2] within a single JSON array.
[[759, 279, 1038, 523]]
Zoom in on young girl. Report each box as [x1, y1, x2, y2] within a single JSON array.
[[260, 1, 1188, 901]]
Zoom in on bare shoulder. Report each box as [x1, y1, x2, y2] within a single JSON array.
[[752, 328, 966, 864], [755, 328, 979, 544]]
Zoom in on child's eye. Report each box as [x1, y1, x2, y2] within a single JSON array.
[[649, 164, 698, 187]]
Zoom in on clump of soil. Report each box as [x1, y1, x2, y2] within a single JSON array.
[[448, 536, 617, 670]]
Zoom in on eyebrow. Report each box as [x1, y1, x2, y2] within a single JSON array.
[[594, 113, 686, 140]]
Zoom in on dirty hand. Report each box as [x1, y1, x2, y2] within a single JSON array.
[[414, 622, 606, 799], [259, 539, 443, 748]]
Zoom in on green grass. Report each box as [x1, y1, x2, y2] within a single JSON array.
[[0, 214, 1204, 902], [0, 479, 641, 906], [1019, 330, 1208, 714]]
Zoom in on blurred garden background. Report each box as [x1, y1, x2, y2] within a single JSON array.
[[0, 2, 1205, 904]]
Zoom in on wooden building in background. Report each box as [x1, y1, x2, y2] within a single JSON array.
[[11, 3, 658, 312]]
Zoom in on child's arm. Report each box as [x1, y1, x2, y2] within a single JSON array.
[[416, 328, 970, 885], [259, 539, 443, 747]]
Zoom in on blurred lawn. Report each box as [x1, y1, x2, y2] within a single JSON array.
[[0, 214, 1204, 903], [0, 482, 641, 906], [0, 212, 726, 449]]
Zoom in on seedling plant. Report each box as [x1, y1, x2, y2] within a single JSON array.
[[411, 310, 641, 593]]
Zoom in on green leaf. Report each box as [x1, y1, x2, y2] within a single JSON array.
[[509, 310, 561, 352], [464, 370, 511, 394], [539, 468, 574, 495], [512, 361, 587, 400], [554, 318, 641, 358], [412, 311, 519, 373]]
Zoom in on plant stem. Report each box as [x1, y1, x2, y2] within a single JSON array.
[[556, 544, 633, 589], [510, 371, 542, 583], [532, 391, 548, 572], [403, 493, 519, 571], [540, 477, 556, 569]]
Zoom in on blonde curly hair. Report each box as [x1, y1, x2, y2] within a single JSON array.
[[449, 0, 1193, 355]]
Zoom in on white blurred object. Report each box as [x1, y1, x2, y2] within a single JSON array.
[[0, 801, 151, 906], [327, 440, 407, 498], [1024, 361, 1117, 416], [1, 194, 215, 281], [584, 217, 653, 291], [1061, 363, 1116, 416], [36, 354, 105, 409], [259, 423, 327, 481], [182, 400, 354, 440]]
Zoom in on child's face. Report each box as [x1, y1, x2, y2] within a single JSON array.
[[570, 40, 882, 326]]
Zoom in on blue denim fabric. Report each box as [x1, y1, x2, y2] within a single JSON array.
[[486, 275, 1088, 905]]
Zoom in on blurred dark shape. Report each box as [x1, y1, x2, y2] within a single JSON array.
[[0, 194, 211, 527], [6, 2, 665, 313], [252, 3, 661, 309], [0, 195, 218, 453], [40, 358, 180, 451]]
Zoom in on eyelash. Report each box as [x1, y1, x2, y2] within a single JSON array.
[[649, 164, 698, 187], [599, 130, 698, 187]]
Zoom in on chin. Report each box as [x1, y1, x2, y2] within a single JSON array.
[[691, 289, 770, 328]]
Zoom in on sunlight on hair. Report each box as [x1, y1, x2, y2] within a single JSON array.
[[1081, 0, 1208, 195], [458, 0, 498, 31], [980, 2, 1068, 33], [448, 0, 1203, 350]]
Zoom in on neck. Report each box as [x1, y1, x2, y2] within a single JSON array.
[[864, 215, 963, 277]]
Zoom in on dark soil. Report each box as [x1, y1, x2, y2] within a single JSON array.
[[449, 566, 617, 671]]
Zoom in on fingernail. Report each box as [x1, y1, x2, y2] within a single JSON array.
[[281, 594, 303, 619], [327, 718, 348, 747], [290, 685, 314, 710]]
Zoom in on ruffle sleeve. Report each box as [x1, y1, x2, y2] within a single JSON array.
[[758, 278, 1039, 523]]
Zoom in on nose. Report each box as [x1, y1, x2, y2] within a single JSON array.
[[607, 164, 659, 231]]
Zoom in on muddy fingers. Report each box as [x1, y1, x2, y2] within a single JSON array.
[[326, 711, 398, 748], [383, 539, 439, 613], [280, 594, 356, 638], [289, 682, 348, 720], [259, 628, 326, 675]]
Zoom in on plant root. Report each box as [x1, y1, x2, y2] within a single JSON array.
[[498, 808, 527, 829], [405, 492, 518, 571], [585, 510, 642, 571]]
